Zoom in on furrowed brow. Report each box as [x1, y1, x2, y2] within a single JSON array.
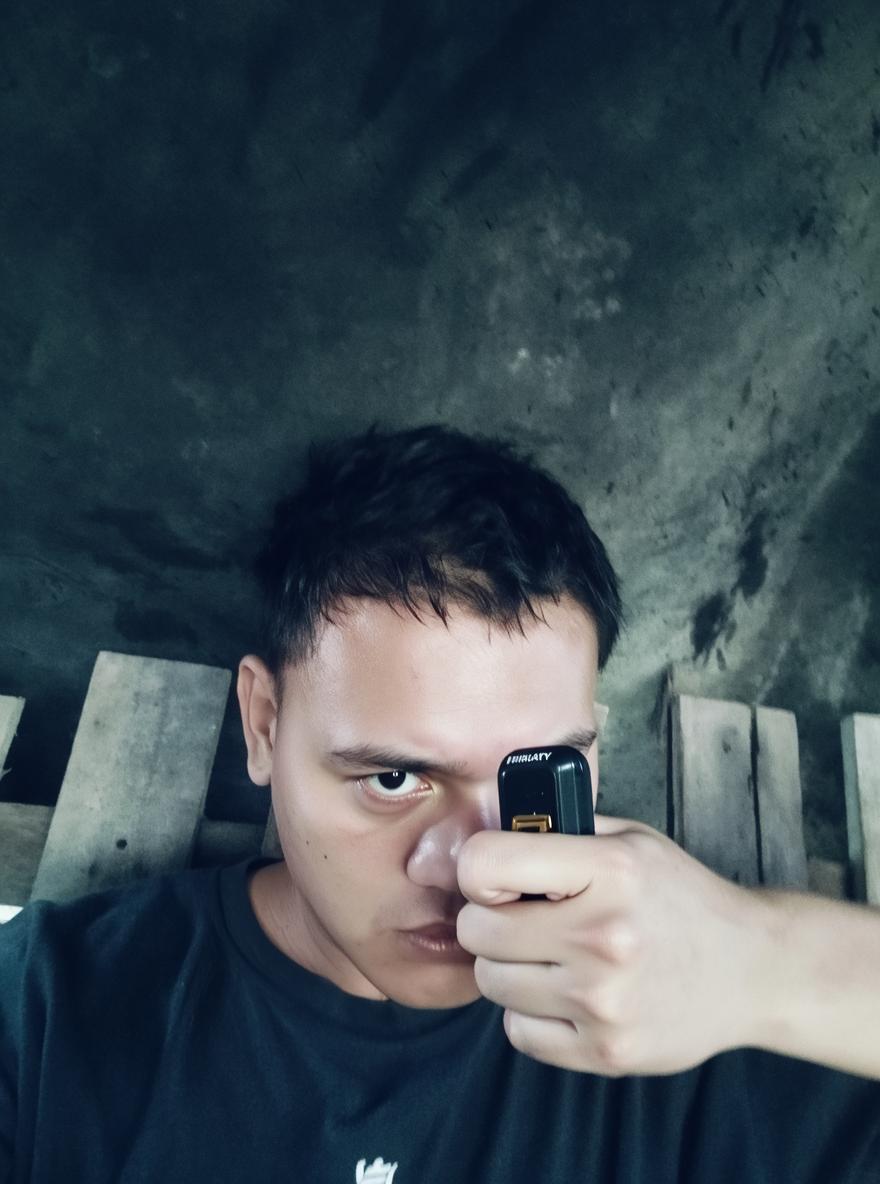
[[557, 727, 598, 750], [328, 727, 597, 777], [327, 744, 469, 777]]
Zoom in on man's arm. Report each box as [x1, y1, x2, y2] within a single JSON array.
[[747, 886, 880, 1079], [456, 818, 880, 1080]]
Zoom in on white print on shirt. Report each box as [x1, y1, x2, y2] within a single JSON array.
[[355, 1157, 398, 1183]]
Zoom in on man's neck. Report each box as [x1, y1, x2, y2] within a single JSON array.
[[246, 861, 389, 1001]]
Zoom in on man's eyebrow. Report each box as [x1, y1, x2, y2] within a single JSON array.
[[556, 727, 598, 751], [326, 745, 469, 777], [327, 727, 598, 776]]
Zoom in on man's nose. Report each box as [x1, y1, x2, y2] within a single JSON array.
[[405, 788, 500, 892]]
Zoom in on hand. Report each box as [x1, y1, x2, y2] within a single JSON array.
[[456, 817, 770, 1076]]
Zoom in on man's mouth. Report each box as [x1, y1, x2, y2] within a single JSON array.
[[401, 922, 473, 961]]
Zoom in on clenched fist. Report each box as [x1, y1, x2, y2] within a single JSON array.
[[456, 817, 773, 1077]]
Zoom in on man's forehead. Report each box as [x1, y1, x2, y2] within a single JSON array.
[[299, 594, 600, 674], [286, 599, 598, 774]]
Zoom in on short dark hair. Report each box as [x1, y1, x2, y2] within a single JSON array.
[[255, 424, 623, 681]]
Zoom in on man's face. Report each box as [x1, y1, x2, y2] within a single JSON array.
[[239, 596, 600, 1009]]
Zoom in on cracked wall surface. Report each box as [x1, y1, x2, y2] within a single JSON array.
[[1, 0, 878, 858]]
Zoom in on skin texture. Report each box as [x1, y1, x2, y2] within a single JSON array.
[[239, 595, 880, 1078]]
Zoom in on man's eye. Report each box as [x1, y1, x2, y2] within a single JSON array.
[[361, 770, 424, 797]]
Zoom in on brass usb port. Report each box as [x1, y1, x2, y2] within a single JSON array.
[[511, 814, 553, 832]]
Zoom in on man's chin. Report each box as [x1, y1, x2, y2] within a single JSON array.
[[377, 961, 482, 1010]]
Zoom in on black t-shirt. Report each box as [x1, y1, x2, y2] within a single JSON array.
[[0, 859, 878, 1183]]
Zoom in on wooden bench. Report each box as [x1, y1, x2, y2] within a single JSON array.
[[1, 653, 878, 920]]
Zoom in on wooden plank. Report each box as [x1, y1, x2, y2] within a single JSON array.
[[807, 857, 848, 901], [754, 706, 808, 889], [0, 697, 30, 918], [841, 714, 880, 906], [0, 695, 25, 772], [670, 694, 760, 886], [0, 803, 54, 909], [1, 697, 43, 920], [31, 652, 230, 903], [194, 818, 264, 866]]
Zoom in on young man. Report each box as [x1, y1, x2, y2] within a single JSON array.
[[1, 424, 878, 1182]]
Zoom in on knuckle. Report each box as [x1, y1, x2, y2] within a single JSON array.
[[575, 983, 622, 1025], [594, 1031, 635, 1077], [596, 918, 639, 966], [571, 916, 639, 967], [606, 841, 640, 892]]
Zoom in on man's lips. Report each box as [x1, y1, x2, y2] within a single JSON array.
[[408, 922, 459, 942], [401, 921, 473, 961]]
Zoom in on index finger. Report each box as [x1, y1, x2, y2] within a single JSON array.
[[457, 829, 602, 905]]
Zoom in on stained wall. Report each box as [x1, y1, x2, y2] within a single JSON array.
[[1, 0, 878, 857]]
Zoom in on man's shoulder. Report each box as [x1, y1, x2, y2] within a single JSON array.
[[0, 862, 229, 998]]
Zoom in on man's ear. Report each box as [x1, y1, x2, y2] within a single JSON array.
[[237, 655, 278, 787]]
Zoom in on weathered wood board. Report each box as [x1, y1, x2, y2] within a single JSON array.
[[0, 697, 33, 920], [0, 802, 54, 910], [806, 857, 847, 900], [841, 714, 880, 906], [754, 706, 808, 890], [30, 652, 231, 903], [0, 695, 25, 773], [670, 695, 760, 886]]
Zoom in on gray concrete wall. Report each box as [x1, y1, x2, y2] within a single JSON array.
[[1, 0, 878, 858]]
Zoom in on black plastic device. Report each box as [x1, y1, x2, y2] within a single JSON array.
[[497, 745, 594, 836]]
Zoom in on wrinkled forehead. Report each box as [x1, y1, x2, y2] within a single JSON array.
[[283, 597, 599, 771]]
